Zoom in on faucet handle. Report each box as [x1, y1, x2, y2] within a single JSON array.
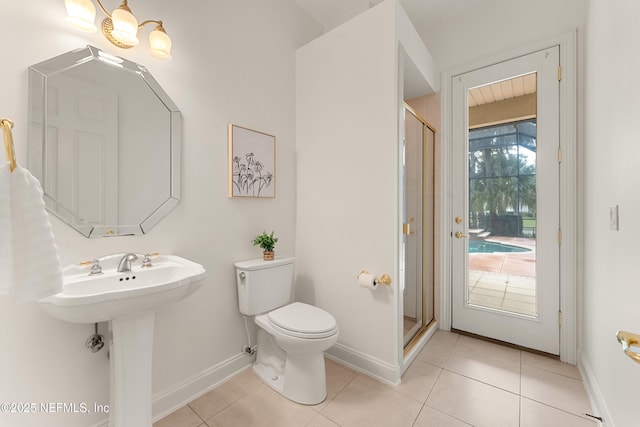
[[89, 259, 103, 276], [141, 253, 153, 268]]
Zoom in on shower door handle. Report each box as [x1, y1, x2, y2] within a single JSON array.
[[403, 217, 415, 235]]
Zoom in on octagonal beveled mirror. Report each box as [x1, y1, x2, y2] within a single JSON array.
[[27, 46, 181, 237]]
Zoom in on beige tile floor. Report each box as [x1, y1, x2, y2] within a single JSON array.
[[153, 331, 598, 427]]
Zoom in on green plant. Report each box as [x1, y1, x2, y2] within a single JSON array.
[[252, 231, 278, 252]]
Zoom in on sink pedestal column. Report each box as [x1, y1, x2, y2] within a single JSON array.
[[109, 311, 155, 427]]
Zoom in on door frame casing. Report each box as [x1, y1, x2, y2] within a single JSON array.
[[440, 30, 577, 363]]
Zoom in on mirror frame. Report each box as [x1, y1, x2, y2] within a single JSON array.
[[28, 46, 181, 237]]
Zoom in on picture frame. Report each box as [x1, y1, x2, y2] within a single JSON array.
[[228, 124, 276, 198]]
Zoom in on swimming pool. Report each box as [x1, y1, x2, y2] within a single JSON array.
[[468, 240, 531, 253]]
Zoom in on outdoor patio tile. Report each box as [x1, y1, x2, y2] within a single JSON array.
[[505, 285, 536, 296], [476, 272, 508, 284], [506, 276, 536, 287], [468, 293, 503, 310], [501, 300, 536, 316], [474, 280, 507, 292], [469, 287, 505, 299], [503, 291, 536, 304]]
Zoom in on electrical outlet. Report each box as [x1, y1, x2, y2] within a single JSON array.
[[610, 205, 619, 231]]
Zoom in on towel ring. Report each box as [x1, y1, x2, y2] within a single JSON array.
[[1, 118, 17, 172]]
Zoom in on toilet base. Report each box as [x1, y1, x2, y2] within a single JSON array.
[[253, 352, 327, 405], [253, 328, 328, 405]]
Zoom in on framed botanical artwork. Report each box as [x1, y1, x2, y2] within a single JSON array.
[[228, 124, 276, 198]]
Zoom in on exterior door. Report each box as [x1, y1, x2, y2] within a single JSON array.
[[451, 47, 560, 354]]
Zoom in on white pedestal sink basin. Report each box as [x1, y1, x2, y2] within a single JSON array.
[[38, 254, 206, 427]]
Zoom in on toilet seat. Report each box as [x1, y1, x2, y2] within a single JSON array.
[[267, 302, 337, 339]]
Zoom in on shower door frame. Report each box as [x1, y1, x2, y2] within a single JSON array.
[[402, 104, 436, 355]]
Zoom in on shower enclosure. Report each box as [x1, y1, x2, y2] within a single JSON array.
[[402, 105, 436, 351]]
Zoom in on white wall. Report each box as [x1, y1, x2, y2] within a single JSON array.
[[581, 1, 640, 425], [296, 1, 398, 381], [0, 1, 321, 425], [420, 0, 586, 75], [295, 0, 436, 383]]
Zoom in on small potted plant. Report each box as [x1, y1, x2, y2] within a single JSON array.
[[252, 231, 278, 260]]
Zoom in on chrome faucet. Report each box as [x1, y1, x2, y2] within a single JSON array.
[[117, 253, 139, 272]]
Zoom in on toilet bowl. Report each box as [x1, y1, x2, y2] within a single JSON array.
[[254, 302, 338, 404], [234, 258, 339, 405]]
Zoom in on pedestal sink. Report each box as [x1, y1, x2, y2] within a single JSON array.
[[38, 254, 206, 427]]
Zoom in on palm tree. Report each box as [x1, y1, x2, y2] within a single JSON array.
[[467, 120, 537, 236]]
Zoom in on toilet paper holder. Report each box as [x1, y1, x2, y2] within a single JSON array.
[[359, 270, 392, 286]]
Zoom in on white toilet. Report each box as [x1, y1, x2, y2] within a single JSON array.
[[235, 257, 339, 405]]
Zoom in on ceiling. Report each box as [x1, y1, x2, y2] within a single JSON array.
[[293, 0, 517, 103], [468, 73, 537, 107], [293, 0, 496, 34]]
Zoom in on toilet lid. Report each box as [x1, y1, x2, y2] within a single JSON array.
[[268, 302, 337, 338]]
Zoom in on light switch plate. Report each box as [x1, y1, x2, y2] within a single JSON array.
[[610, 205, 619, 231]]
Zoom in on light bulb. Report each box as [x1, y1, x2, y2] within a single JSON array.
[[149, 25, 172, 59], [110, 4, 139, 46], [64, 0, 97, 32]]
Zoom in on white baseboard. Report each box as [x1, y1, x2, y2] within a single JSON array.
[[578, 349, 612, 427], [91, 344, 404, 426], [325, 342, 401, 386], [152, 353, 252, 422], [402, 322, 437, 375], [90, 352, 253, 427]]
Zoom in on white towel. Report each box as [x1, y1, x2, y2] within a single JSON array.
[[0, 162, 63, 303], [0, 163, 13, 295]]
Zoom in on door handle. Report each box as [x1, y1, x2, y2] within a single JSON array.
[[403, 217, 415, 235], [455, 231, 467, 239], [617, 330, 640, 363]]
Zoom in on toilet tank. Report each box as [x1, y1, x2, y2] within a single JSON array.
[[235, 257, 295, 316]]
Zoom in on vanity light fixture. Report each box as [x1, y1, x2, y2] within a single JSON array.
[[64, 0, 172, 59]]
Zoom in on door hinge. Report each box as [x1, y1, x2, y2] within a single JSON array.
[[558, 147, 562, 163], [558, 65, 562, 81], [558, 229, 562, 245], [558, 311, 563, 326]]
